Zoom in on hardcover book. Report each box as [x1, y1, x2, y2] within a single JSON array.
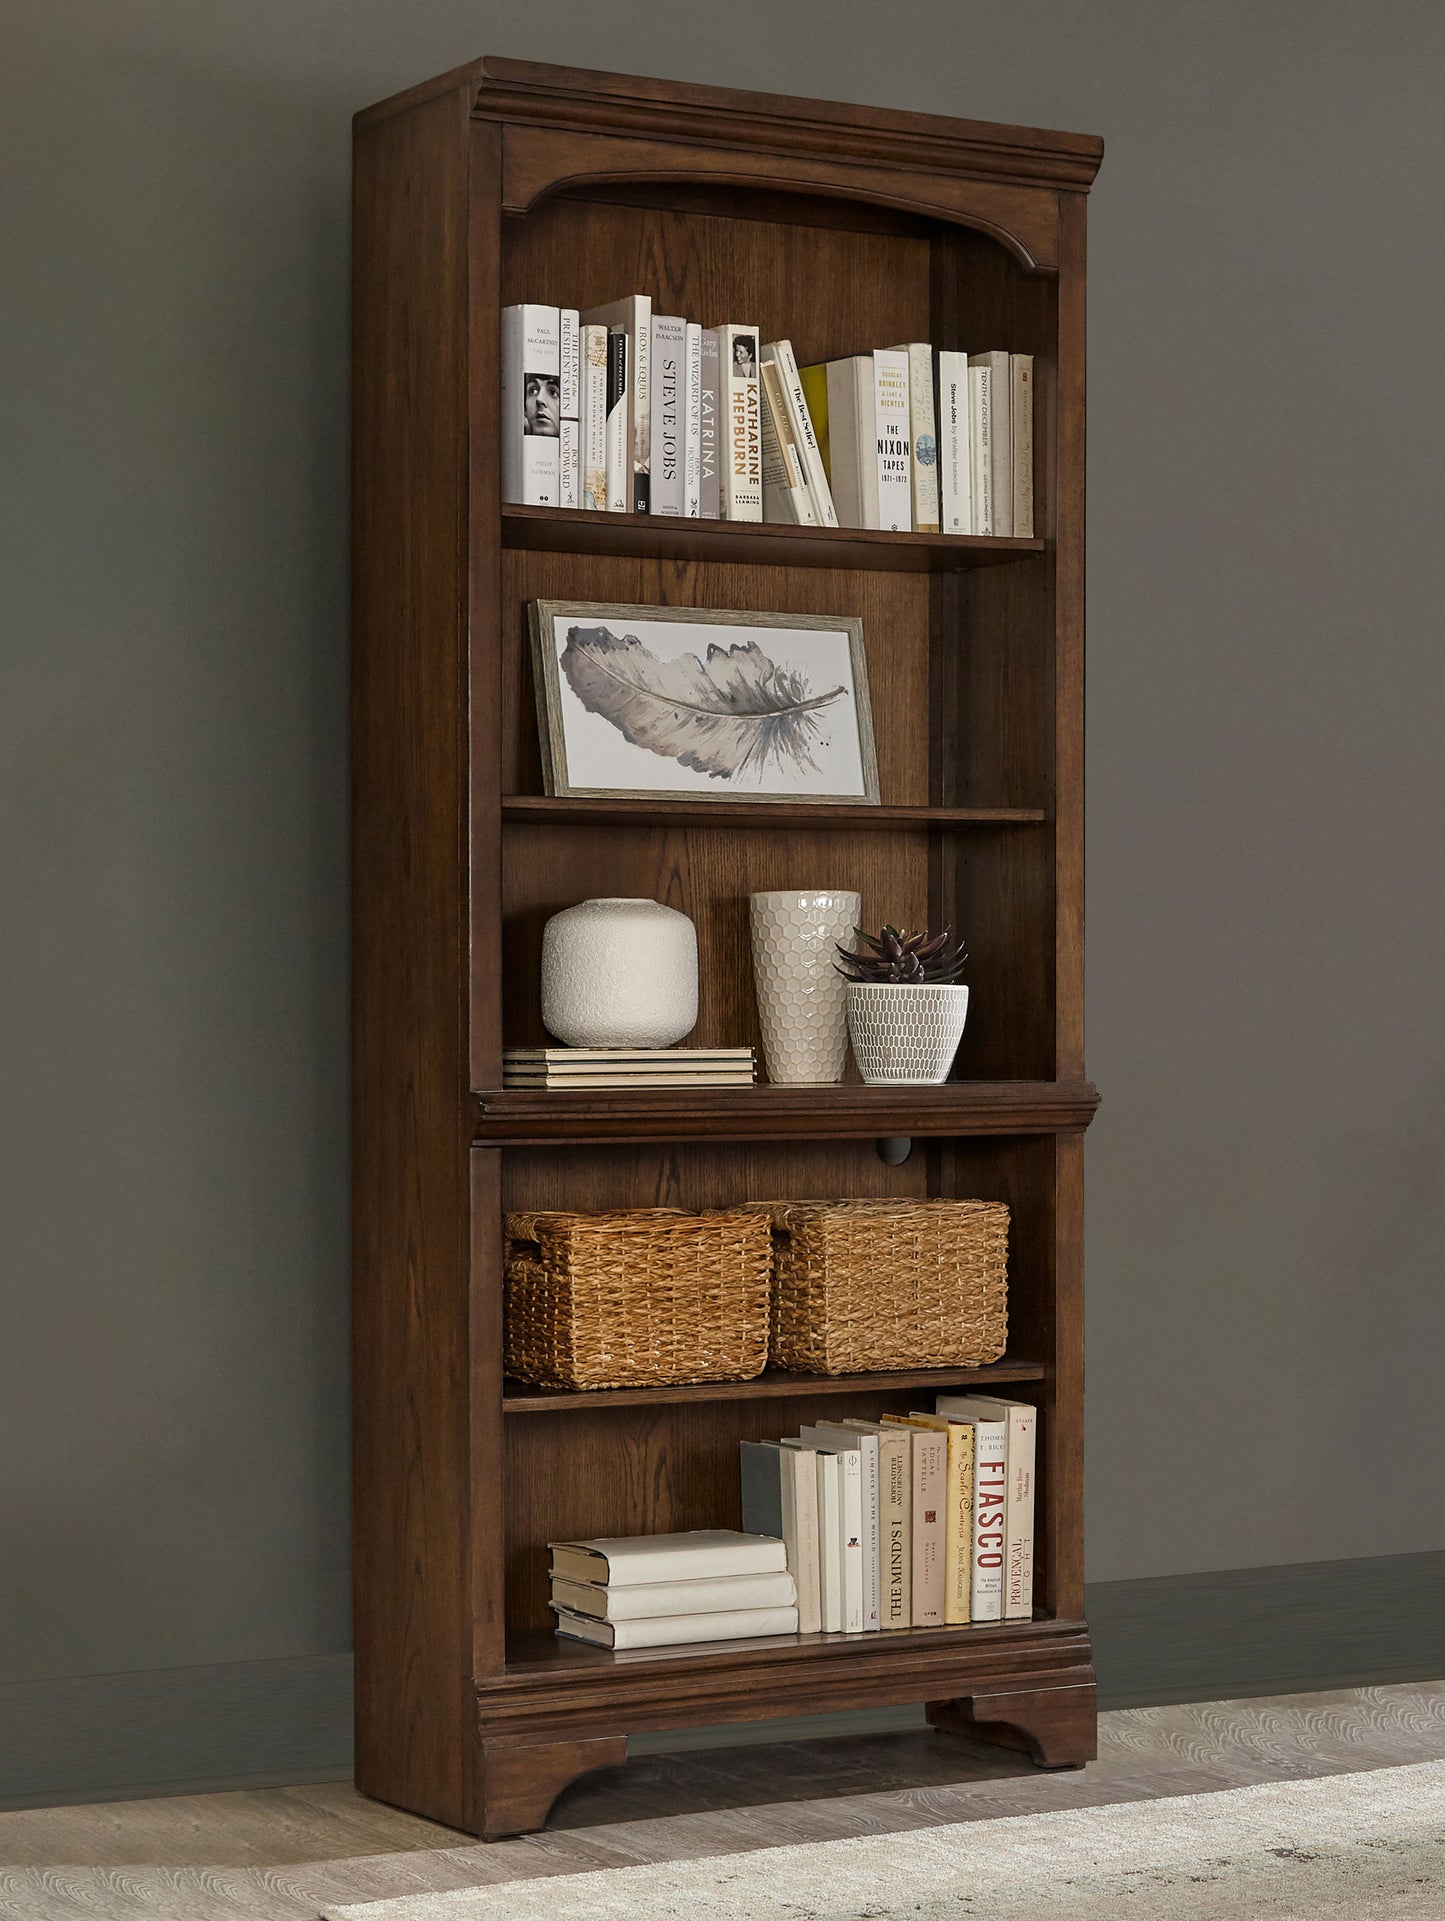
[[798, 361, 831, 478], [549, 1529, 786, 1587], [871, 347, 913, 531], [968, 362, 994, 535], [739, 1439, 821, 1633], [1011, 354, 1035, 538], [969, 350, 1012, 535], [551, 1569, 797, 1620], [804, 1423, 880, 1630], [580, 323, 608, 511], [759, 357, 816, 524], [841, 1418, 911, 1628], [684, 321, 703, 516], [553, 1605, 800, 1649], [763, 341, 838, 525], [824, 351, 912, 531], [500, 303, 562, 507], [940, 1394, 1036, 1619], [698, 328, 722, 518], [649, 314, 686, 517], [932, 1402, 1008, 1621], [936, 349, 972, 534], [582, 294, 651, 511], [799, 1430, 863, 1632], [889, 341, 941, 532], [716, 323, 763, 520], [559, 307, 580, 509], [604, 329, 628, 511], [900, 1414, 975, 1624], [882, 1418, 946, 1625]]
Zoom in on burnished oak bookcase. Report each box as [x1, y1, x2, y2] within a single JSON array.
[[352, 57, 1103, 1839]]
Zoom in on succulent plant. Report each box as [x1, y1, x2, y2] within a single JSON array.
[[834, 924, 968, 986]]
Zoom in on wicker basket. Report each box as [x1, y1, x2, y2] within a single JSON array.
[[761, 1197, 1009, 1374], [503, 1206, 773, 1390]]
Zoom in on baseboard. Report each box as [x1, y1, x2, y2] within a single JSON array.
[[4, 1552, 1442, 1807]]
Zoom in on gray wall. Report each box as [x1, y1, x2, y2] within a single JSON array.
[[3, 0, 1441, 1702]]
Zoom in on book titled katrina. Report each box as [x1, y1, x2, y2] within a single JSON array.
[[582, 294, 650, 511], [936, 350, 972, 534], [553, 1604, 799, 1649], [649, 315, 687, 517], [889, 342, 940, 532], [500, 303, 561, 506], [942, 1394, 1036, 1619], [549, 1529, 786, 1588], [698, 327, 722, 518], [558, 308, 580, 509], [716, 323, 762, 520]]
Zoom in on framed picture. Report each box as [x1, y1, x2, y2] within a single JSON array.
[[528, 600, 880, 805]]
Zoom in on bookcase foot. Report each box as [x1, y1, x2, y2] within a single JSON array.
[[476, 1733, 628, 1839], [926, 1682, 1097, 1770]]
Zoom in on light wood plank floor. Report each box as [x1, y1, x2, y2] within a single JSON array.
[[1, 1683, 1442, 1918]]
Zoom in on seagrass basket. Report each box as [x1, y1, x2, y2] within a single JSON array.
[[503, 1206, 773, 1390], [761, 1197, 1009, 1374]]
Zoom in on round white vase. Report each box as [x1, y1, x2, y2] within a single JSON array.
[[541, 898, 698, 1047], [749, 890, 862, 1085], [847, 982, 970, 1085]]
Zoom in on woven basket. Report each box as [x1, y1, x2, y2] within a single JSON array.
[[761, 1198, 1009, 1374], [503, 1206, 773, 1390]]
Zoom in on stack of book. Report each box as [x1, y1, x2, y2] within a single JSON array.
[[550, 1529, 799, 1648], [740, 1394, 1036, 1634], [502, 1047, 756, 1090], [501, 298, 1034, 537]]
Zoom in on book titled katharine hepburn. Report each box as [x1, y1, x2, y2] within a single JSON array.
[[717, 323, 763, 520]]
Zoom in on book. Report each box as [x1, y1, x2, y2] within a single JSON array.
[[716, 324, 762, 520], [824, 351, 912, 531], [683, 322, 703, 517], [871, 348, 913, 531], [759, 356, 816, 524], [936, 350, 972, 535], [554, 1605, 799, 1649], [504, 1048, 755, 1062], [940, 1394, 1036, 1620], [500, 303, 561, 506], [549, 1529, 785, 1588], [762, 341, 837, 526], [580, 324, 608, 511], [840, 1419, 911, 1628], [882, 1418, 946, 1625], [649, 314, 686, 517], [604, 329, 628, 511], [582, 294, 650, 511], [931, 1400, 1008, 1620], [889, 342, 940, 532], [551, 1569, 797, 1620], [804, 1423, 880, 1630], [1010, 354, 1035, 538], [968, 362, 994, 535], [799, 1429, 863, 1631], [559, 307, 580, 509], [698, 328, 722, 519], [898, 1414, 974, 1625], [969, 350, 1011, 535], [797, 361, 831, 479], [784, 1442, 841, 1631], [739, 1439, 821, 1633], [503, 1071, 755, 1089]]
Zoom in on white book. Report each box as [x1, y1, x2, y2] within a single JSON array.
[[936, 350, 972, 534], [841, 1419, 911, 1628], [762, 340, 837, 526], [554, 1605, 799, 1649], [739, 1439, 821, 1634], [698, 329, 722, 519], [889, 341, 940, 532], [580, 325, 608, 511], [504, 1047, 754, 1062], [871, 347, 913, 532], [549, 1529, 785, 1588], [941, 1394, 1036, 1620], [558, 307, 580, 508], [932, 1399, 1008, 1620], [716, 324, 762, 520], [969, 363, 994, 535], [582, 295, 650, 511], [683, 322, 703, 516], [786, 1443, 841, 1631], [551, 1569, 797, 1620], [500, 303, 561, 507], [969, 350, 1012, 535], [800, 1431, 862, 1631], [603, 329, 628, 512], [649, 314, 686, 517], [1011, 354, 1035, 538], [759, 356, 816, 524], [824, 356, 875, 529], [806, 1424, 880, 1630]]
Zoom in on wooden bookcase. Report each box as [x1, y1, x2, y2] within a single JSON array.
[[352, 57, 1103, 1840]]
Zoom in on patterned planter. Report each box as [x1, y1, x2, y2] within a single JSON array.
[[846, 982, 970, 1085]]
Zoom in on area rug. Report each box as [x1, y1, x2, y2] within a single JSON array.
[[321, 1759, 1445, 1919]]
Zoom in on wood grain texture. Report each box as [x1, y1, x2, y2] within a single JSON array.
[[926, 1682, 1097, 1768]]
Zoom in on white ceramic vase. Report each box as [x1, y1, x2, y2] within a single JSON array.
[[749, 890, 861, 1085], [846, 982, 970, 1085], [541, 898, 698, 1047]]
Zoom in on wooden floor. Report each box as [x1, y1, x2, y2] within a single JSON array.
[[1, 1683, 1443, 1918]]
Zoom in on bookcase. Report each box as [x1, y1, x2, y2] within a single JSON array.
[[352, 57, 1103, 1839]]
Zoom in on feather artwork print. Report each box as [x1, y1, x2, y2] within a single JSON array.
[[559, 624, 847, 782]]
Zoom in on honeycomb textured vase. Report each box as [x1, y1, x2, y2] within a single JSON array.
[[847, 982, 970, 1084], [749, 890, 861, 1085]]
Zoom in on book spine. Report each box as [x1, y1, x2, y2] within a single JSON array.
[[1002, 1405, 1037, 1619], [552, 1571, 797, 1619], [816, 1451, 842, 1632], [604, 330, 627, 512], [838, 1449, 864, 1633], [649, 315, 686, 517], [683, 322, 703, 517], [944, 1422, 974, 1625], [970, 1419, 1008, 1621], [698, 328, 721, 519], [581, 325, 608, 511], [558, 308, 580, 508], [558, 1606, 801, 1649], [824, 357, 874, 528], [970, 350, 1011, 535], [857, 1436, 881, 1630], [1011, 354, 1035, 538], [789, 1446, 822, 1634], [969, 364, 993, 536], [911, 1430, 946, 1627], [936, 350, 971, 534], [759, 358, 815, 524], [798, 362, 831, 482], [881, 1433, 911, 1627], [717, 325, 762, 520], [771, 340, 838, 525], [632, 304, 651, 512], [500, 304, 561, 507], [871, 348, 913, 531], [904, 343, 941, 531]]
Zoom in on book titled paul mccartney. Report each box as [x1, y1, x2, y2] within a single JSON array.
[[716, 323, 762, 521]]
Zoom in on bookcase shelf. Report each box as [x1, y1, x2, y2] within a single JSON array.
[[354, 55, 1102, 1843]]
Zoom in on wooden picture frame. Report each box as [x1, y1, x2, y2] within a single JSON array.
[[528, 598, 881, 805]]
